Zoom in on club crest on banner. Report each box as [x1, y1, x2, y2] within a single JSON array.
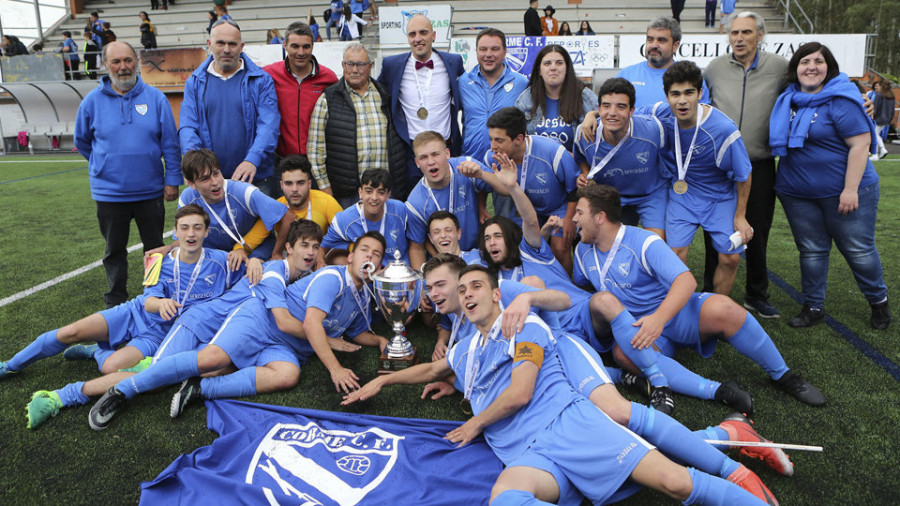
[[400, 10, 428, 32], [247, 422, 404, 506], [135, 104, 148, 116], [505, 49, 528, 72]]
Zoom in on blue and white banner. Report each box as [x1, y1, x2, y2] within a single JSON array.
[[450, 35, 616, 78], [140, 400, 503, 506]]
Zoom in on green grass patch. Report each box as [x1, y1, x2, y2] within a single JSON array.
[[1, 156, 899, 504]]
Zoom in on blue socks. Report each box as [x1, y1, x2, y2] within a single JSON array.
[[56, 381, 91, 407], [610, 311, 668, 388], [7, 330, 68, 371], [683, 467, 761, 505], [200, 367, 258, 399], [490, 490, 554, 505], [627, 403, 739, 478], [727, 315, 789, 380], [117, 351, 199, 400], [656, 355, 720, 400], [698, 426, 732, 452]]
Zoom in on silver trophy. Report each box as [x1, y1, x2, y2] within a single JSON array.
[[362, 250, 423, 373]]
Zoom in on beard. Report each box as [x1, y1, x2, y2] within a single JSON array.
[[110, 71, 137, 92]]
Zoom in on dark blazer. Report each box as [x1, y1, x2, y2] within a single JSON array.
[[377, 49, 464, 155], [524, 7, 542, 36]]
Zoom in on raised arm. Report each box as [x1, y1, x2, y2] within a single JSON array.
[[491, 151, 541, 248]]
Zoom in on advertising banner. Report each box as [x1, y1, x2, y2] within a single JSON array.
[[450, 35, 615, 78], [139, 48, 207, 89], [379, 5, 452, 48]]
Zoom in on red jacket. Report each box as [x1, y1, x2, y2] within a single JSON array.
[[263, 56, 337, 156]]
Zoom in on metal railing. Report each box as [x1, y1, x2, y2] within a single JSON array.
[[778, 0, 814, 34]]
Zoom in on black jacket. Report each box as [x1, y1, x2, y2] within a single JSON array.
[[524, 7, 542, 36]]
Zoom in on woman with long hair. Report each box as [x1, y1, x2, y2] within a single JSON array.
[[575, 20, 594, 35], [139, 11, 157, 49], [872, 80, 894, 159], [558, 21, 572, 36], [515, 44, 597, 153], [769, 42, 890, 329], [266, 29, 283, 44]]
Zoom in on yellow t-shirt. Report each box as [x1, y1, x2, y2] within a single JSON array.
[[236, 190, 344, 252]]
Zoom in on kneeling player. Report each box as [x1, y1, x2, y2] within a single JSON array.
[[2, 205, 238, 385], [345, 266, 769, 505]]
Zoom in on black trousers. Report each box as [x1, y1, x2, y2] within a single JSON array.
[[96, 197, 166, 307], [670, 0, 686, 22], [702, 158, 777, 300]]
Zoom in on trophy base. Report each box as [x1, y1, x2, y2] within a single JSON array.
[[377, 348, 417, 375]]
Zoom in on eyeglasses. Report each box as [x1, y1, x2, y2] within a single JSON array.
[[342, 61, 372, 69]]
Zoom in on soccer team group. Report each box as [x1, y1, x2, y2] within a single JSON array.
[[3, 9, 868, 506]]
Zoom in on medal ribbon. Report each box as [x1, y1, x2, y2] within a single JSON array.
[[172, 248, 206, 314], [357, 202, 387, 237], [591, 224, 626, 291], [673, 105, 704, 183], [424, 168, 455, 213], [200, 179, 246, 247], [412, 57, 434, 117], [463, 315, 503, 400], [345, 267, 372, 331], [587, 118, 632, 181]]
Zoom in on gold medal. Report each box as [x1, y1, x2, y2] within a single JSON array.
[[586, 179, 596, 186], [673, 180, 688, 194], [417, 107, 428, 120]]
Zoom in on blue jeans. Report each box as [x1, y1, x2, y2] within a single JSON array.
[[325, 17, 338, 40], [778, 182, 888, 308]]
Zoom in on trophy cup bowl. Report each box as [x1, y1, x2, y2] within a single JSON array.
[[366, 251, 423, 374]]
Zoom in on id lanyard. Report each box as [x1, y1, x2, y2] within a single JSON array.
[[200, 180, 246, 247], [345, 267, 372, 332], [172, 248, 206, 314], [587, 118, 632, 180], [591, 224, 626, 291], [463, 315, 504, 400], [673, 105, 704, 183], [423, 169, 455, 213]]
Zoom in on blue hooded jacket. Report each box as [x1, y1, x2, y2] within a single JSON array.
[[75, 75, 182, 202], [178, 54, 280, 181]]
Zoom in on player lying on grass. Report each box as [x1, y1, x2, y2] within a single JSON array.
[[24, 219, 321, 429], [422, 254, 789, 502], [88, 232, 388, 430], [572, 184, 825, 408], [1, 205, 245, 385], [344, 266, 772, 505]]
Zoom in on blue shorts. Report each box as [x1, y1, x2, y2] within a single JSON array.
[[208, 298, 312, 369], [176, 297, 240, 339], [507, 398, 651, 504], [621, 187, 668, 230], [557, 334, 612, 397], [654, 292, 719, 358], [153, 324, 206, 363], [560, 297, 617, 354], [666, 191, 744, 254], [99, 300, 168, 358]]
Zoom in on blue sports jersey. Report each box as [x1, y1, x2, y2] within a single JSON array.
[[656, 104, 752, 201], [484, 135, 579, 217], [178, 180, 287, 255], [405, 157, 492, 251], [501, 237, 591, 307], [321, 200, 411, 266], [534, 98, 576, 152], [446, 314, 575, 464], [461, 248, 486, 266], [775, 97, 879, 199], [574, 114, 668, 199], [285, 265, 372, 341], [617, 62, 710, 109], [574, 226, 688, 317], [142, 248, 240, 321]]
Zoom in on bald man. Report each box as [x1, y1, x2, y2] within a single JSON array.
[[378, 14, 464, 198], [178, 19, 280, 196], [74, 41, 182, 307]]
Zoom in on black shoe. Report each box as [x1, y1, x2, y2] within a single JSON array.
[[714, 380, 754, 416], [787, 304, 824, 328], [743, 298, 781, 319], [170, 377, 202, 418], [620, 371, 651, 398], [773, 371, 825, 407], [649, 386, 675, 415], [870, 300, 891, 330], [89, 387, 126, 430]]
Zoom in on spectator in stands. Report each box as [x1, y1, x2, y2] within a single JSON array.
[[103, 22, 117, 43], [89, 12, 106, 46], [82, 30, 100, 79], [719, 0, 737, 34], [139, 12, 157, 49], [150, 0, 168, 11], [31, 43, 43, 54], [308, 15, 321, 42], [541, 5, 559, 35], [74, 41, 182, 308], [206, 10, 217, 34], [267, 29, 283, 45], [524, 0, 542, 36], [1, 35, 29, 56], [325, 0, 343, 41], [616, 17, 709, 108], [309, 43, 407, 208], [349, 0, 372, 37], [769, 42, 890, 330], [460, 28, 528, 161], [702, 11, 787, 318], [179, 19, 281, 195], [59, 31, 80, 80], [872, 80, 894, 159], [671, 0, 685, 22], [515, 44, 596, 153], [338, 4, 366, 41], [575, 20, 594, 35], [216, 5, 233, 22], [378, 14, 464, 198], [559, 21, 572, 36], [263, 21, 337, 166]]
